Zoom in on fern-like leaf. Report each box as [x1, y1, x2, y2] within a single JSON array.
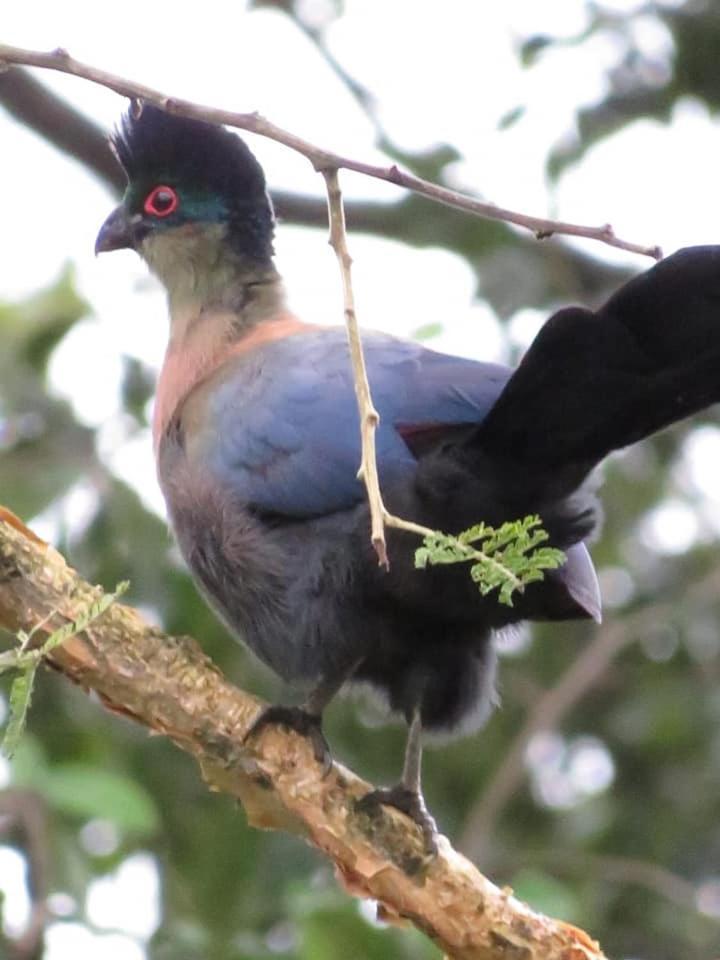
[[415, 515, 565, 606]]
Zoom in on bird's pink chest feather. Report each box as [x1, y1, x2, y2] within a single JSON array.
[[152, 311, 315, 451]]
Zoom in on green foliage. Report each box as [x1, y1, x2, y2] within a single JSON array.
[[3, 660, 38, 761], [287, 889, 440, 960], [410, 321, 444, 341], [33, 762, 159, 832], [536, 4, 720, 183], [0, 268, 95, 518], [0, 581, 128, 757], [10, 737, 159, 833], [0, 263, 88, 370], [415, 515, 565, 606], [510, 868, 582, 924]]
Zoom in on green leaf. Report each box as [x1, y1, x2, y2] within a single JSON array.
[[413, 515, 565, 606], [511, 868, 582, 924], [411, 322, 444, 341], [0, 264, 90, 372], [497, 104, 526, 131], [1, 662, 38, 758], [38, 580, 129, 657], [42, 763, 160, 833], [1, 581, 129, 757], [8, 735, 48, 786]]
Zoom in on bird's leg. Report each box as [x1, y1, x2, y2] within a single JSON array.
[[400, 705, 425, 794], [243, 673, 345, 776], [355, 706, 438, 855]]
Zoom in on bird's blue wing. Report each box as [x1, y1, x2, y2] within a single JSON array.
[[201, 328, 511, 516]]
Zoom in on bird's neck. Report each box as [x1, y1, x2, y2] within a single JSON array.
[[147, 224, 303, 450], [142, 223, 281, 322]]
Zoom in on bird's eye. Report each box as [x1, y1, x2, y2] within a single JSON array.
[[144, 185, 179, 218]]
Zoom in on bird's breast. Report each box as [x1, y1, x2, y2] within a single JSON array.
[[153, 309, 316, 453]]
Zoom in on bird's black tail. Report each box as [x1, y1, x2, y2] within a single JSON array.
[[472, 245, 720, 499]]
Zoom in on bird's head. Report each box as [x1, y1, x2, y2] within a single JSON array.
[[96, 105, 275, 291]]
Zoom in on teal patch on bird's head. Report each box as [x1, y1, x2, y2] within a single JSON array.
[[123, 179, 231, 229], [111, 104, 275, 261]]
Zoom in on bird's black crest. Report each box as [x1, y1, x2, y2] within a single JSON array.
[[112, 104, 275, 259], [112, 104, 268, 201]]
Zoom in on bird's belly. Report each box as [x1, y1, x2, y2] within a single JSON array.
[[156, 437, 371, 685]]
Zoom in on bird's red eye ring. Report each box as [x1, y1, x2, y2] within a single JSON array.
[[144, 185, 179, 217]]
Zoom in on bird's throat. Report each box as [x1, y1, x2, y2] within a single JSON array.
[[141, 224, 281, 323], [147, 227, 309, 452]]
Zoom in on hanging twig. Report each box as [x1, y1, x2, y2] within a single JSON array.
[[322, 168, 390, 565], [323, 170, 459, 564]]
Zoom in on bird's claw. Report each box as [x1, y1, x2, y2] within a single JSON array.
[[355, 785, 438, 855], [244, 705, 333, 776]]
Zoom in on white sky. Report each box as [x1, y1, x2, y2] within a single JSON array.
[[1, 0, 718, 954]]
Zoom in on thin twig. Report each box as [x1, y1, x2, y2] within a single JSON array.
[[322, 168, 389, 566], [459, 563, 720, 862], [0, 44, 661, 259], [303, 168, 525, 572], [323, 168, 472, 566], [0, 512, 608, 960], [312, 167, 539, 572]]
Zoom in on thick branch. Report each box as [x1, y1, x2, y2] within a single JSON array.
[[0, 66, 124, 192], [0, 510, 605, 960], [0, 44, 660, 259]]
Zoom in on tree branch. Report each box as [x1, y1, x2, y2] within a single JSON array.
[[0, 66, 124, 193], [0, 509, 606, 960], [0, 44, 661, 259]]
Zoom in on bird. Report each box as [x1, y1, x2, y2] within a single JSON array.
[[96, 104, 720, 851]]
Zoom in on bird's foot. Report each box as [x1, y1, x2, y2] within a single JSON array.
[[244, 705, 332, 776], [355, 785, 438, 855]]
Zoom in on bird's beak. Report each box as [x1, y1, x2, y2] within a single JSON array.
[[95, 205, 134, 255]]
